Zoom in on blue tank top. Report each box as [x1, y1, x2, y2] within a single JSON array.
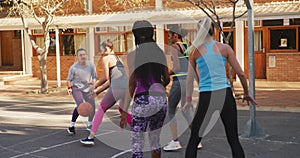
[[195, 41, 230, 92]]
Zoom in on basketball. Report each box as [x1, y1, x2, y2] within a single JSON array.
[[78, 102, 93, 117]]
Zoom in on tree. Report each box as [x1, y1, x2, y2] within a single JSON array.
[[3, 0, 69, 94], [181, 0, 248, 92]]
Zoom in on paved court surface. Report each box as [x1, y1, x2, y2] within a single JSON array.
[[0, 80, 300, 158]]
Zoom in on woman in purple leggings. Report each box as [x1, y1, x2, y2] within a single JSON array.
[[120, 20, 170, 158]]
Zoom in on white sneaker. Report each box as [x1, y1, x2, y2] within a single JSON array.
[[198, 142, 203, 149], [163, 140, 182, 151]]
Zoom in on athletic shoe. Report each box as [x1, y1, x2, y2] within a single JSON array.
[[67, 126, 75, 135], [80, 137, 94, 145], [163, 140, 182, 151], [86, 125, 92, 131], [198, 142, 203, 149]]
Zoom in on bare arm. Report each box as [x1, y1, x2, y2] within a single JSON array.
[[183, 49, 198, 111], [226, 45, 257, 105], [169, 45, 181, 75], [120, 52, 135, 128], [94, 56, 110, 94], [186, 51, 197, 99]]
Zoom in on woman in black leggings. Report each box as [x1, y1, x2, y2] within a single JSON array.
[[184, 18, 257, 158]]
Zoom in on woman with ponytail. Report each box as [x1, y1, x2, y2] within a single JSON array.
[[184, 18, 256, 158]]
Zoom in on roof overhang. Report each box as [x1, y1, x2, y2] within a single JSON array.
[[0, 1, 299, 30]]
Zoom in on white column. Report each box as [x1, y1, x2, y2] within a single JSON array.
[[155, 24, 165, 52], [155, 0, 162, 10], [55, 26, 61, 87], [21, 30, 26, 75], [235, 20, 245, 82], [23, 30, 32, 75], [87, 0, 92, 14], [87, 27, 95, 64]]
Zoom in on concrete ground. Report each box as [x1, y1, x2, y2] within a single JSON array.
[[0, 79, 299, 158]]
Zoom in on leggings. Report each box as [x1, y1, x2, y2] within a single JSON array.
[[71, 87, 95, 122], [167, 78, 193, 124], [91, 88, 132, 133], [185, 88, 245, 158], [131, 93, 167, 158]]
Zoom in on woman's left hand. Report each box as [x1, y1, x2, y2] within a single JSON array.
[[243, 93, 257, 105]]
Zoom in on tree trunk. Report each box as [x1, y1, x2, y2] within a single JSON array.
[[38, 54, 48, 94], [38, 28, 50, 94]]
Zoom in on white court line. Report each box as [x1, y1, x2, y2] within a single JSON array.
[[7, 113, 123, 158], [110, 149, 131, 158], [9, 130, 115, 158], [106, 114, 121, 119]]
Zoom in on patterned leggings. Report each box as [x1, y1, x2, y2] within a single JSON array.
[[131, 93, 167, 158]]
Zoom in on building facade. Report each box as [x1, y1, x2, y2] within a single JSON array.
[[0, 0, 299, 83]]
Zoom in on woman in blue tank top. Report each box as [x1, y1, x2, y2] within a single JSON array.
[[184, 18, 256, 158]]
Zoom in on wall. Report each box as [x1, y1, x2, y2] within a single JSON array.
[[266, 53, 300, 81], [32, 54, 173, 81], [32, 56, 76, 80], [32, 55, 117, 80]]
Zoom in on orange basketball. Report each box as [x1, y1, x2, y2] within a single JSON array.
[[78, 102, 93, 117]]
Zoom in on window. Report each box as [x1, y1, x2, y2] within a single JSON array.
[[220, 32, 234, 47], [13, 30, 21, 39], [127, 33, 134, 51], [95, 27, 107, 33], [108, 26, 125, 32], [290, 18, 300, 25], [254, 31, 263, 51], [33, 29, 43, 35], [222, 21, 235, 28], [32, 28, 86, 56], [96, 34, 126, 54], [62, 35, 75, 55], [263, 19, 283, 26], [270, 28, 296, 50], [245, 20, 262, 27], [34, 30, 57, 55], [77, 28, 87, 33], [48, 35, 56, 54], [61, 29, 76, 55]]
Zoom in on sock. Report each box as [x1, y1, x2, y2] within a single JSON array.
[[70, 122, 75, 127]]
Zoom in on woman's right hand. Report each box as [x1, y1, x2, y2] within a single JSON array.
[[120, 111, 128, 129], [182, 102, 194, 113]]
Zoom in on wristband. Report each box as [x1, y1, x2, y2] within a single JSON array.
[[186, 96, 192, 102], [67, 86, 72, 95]]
